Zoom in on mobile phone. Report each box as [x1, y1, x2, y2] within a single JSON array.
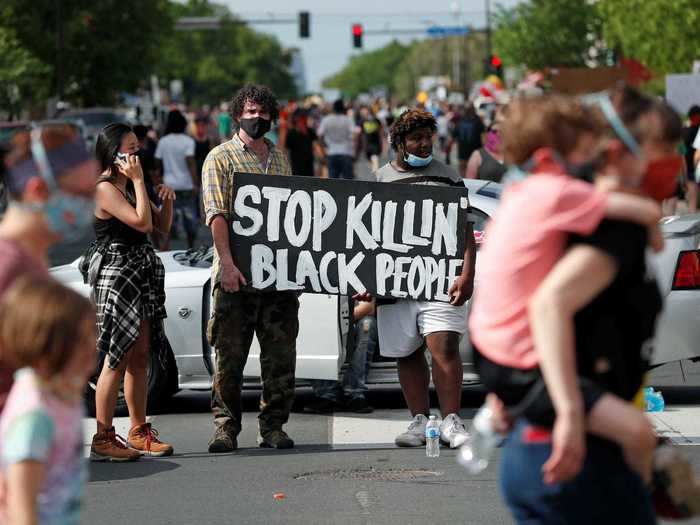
[[115, 152, 129, 162]]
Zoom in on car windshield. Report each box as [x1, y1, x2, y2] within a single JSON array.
[[475, 181, 502, 200]]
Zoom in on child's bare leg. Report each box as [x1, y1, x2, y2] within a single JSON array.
[[587, 393, 657, 484]]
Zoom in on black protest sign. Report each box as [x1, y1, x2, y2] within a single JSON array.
[[230, 172, 470, 302]]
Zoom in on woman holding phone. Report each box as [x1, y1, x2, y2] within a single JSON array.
[[88, 123, 175, 462]]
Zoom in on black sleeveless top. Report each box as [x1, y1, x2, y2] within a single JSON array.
[[94, 181, 149, 246], [476, 148, 508, 183]]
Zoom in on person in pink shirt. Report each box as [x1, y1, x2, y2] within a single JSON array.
[[470, 93, 665, 484]]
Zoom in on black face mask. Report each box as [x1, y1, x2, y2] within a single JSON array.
[[239, 117, 271, 140]]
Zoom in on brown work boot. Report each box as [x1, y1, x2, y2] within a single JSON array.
[[127, 423, 174, 457], [90, 428, 141, 462], [208, 423, 238, 454], [258, 429, 295, 449]]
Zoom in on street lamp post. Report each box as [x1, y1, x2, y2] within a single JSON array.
[[450, 1, 461, 91]]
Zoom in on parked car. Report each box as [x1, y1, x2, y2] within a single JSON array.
[[61, 108, 127, 151], [51, 179, 700, 413]]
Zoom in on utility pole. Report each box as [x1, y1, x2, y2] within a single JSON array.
[[56, 0, 64, 101], [485, 0, 492, 60], [451, 2, 461, 91]]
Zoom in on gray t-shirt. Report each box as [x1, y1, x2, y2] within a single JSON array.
[[376, 159, 475, 221], [375, 158, 463, 186], [318, 114, 356, 156]]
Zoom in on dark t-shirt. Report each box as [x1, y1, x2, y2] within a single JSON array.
[[452, 115, 484, 160], [286, 128, 317, 177], [362, 118, 382, 153], [684, 125, 699, 179], [571, 219, 662, 401]]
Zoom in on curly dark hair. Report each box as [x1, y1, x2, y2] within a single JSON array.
[[389, 109, 437, 151], [230, 84, 280, 122]]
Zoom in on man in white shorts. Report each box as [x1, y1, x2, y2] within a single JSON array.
[[374, 109, 476, 449]]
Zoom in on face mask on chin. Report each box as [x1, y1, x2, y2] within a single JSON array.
[[641, 154, 684, 202], [239, 117, 272, 140], [404, 152, 433, 168]]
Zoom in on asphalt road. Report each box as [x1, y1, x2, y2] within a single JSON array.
[[81, 381, 700, 525]]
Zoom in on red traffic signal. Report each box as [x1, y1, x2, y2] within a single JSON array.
[[490, 55, 502, 68], [352, 24, 363, 48]]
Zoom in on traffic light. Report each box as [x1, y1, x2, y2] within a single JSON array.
[[299, 11, 310, 38], [488, 54, 503, 78], [352, 23, 363, 49]]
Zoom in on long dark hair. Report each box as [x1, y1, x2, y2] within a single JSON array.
[[95, 122, 132, 182]]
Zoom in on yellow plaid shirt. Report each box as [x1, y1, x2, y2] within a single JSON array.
[[202, 133, 292, 287]]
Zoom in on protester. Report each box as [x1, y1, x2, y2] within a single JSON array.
[[465, 120, 507, 182], [88, 123, 175, 462], [0, 123, 97, 414], [451, 104, 485, 178], [318, 99, 358, 180], [155, 110, 197, 249], [360, 106, 384, 173], [285, 108, 322, 177], [482, 89, 684, 523], [304, 299, 378, 414], [470, 92, 667, 488], [0, 278, 95, 525], [193, 114, 213, 220], [370, 109, 476, 449], [217, 102, 232, 143], [202, 84, 299, 452], [682, 105, 700, 212], [436, 108, 451, 165]]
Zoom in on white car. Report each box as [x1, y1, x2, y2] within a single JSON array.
[[50, 180, 700, 412]]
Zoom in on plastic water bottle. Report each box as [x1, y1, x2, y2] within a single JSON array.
[[644, 387, 665, 413], [425, 415, 441, 458], [458, 405, 500, 474]]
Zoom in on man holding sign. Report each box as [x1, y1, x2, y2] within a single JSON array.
[[202, 84, 298, 452], [374, 109, 477, 449]]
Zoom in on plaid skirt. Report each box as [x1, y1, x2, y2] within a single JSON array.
[[89, 242, 168, 369]]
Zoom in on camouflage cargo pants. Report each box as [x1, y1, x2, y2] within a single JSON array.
[[207, 289, 299, 437]]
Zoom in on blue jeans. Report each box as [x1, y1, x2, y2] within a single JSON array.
[[311, 316, 377, 401], [327, 154, 354, 180], [500, 419, 656, 525]]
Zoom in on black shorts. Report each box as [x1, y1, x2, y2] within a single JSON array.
[[474, 348, 606, 427]]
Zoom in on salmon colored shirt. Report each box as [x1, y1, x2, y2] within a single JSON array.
[[469, 172, 607, 369]]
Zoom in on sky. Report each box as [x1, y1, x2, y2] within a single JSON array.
[[221, 0, 523, 92]]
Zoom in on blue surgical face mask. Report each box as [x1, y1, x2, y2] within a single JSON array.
[[404, 152, 433, 168], [27, 128, 95, 242]]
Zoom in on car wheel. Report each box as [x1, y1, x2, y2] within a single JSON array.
[[84, 350, 176, 417]]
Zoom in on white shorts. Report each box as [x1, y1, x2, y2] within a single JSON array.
[[377, 300, 468, 358]]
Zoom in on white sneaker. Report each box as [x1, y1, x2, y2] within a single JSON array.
[[440, 413, 469, 448], [395, 414, 429, 447]]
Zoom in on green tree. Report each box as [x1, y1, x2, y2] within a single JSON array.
[[493, 0, 607, 70], [323, 41, 410, 98], [599, 0, 700, 75], [0, 0, 173, 106], [0, 27, 49, 119], [157, 0, 297, 105], [323, 33, 487, 101]]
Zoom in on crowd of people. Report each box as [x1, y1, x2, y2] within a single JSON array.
[[1, 78, 700, 524]]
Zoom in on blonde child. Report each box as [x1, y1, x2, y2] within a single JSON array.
[[0, 278, 96, 524]]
